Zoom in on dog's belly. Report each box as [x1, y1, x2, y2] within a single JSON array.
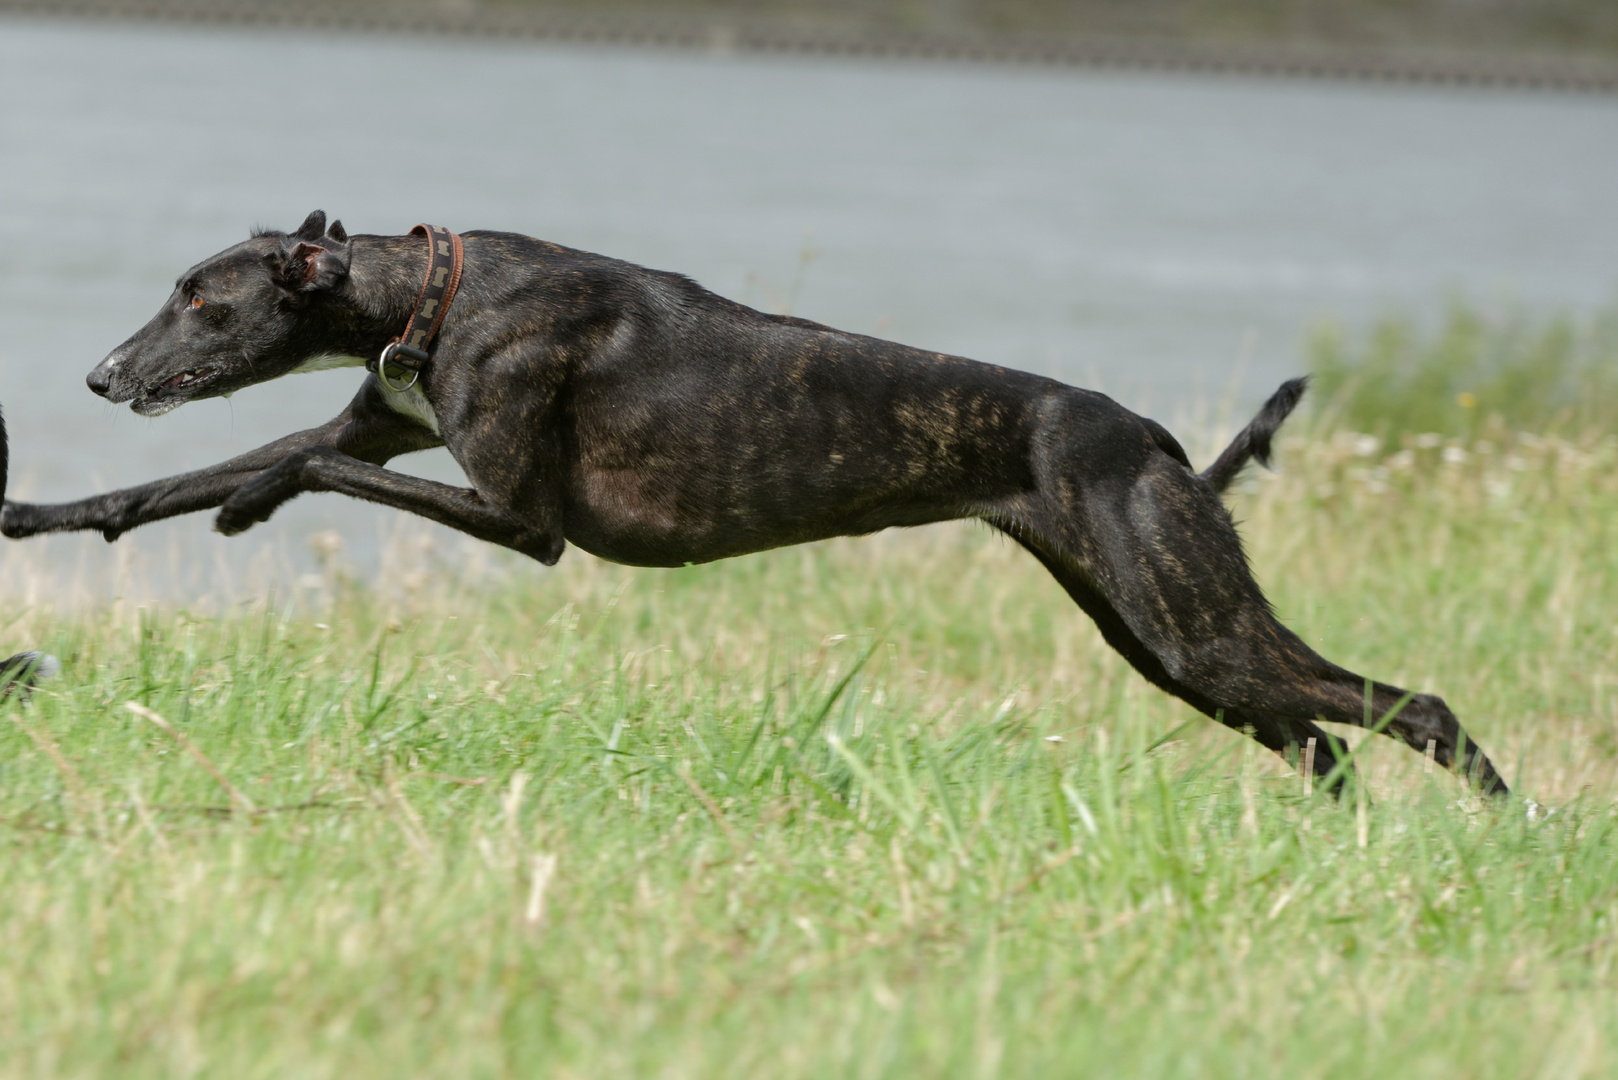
[[562, 464, 975, 567], [562, 508, 962, 568]]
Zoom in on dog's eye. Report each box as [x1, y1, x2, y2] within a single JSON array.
[[189, 293, 204, 310]]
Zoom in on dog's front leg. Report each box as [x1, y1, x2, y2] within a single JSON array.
[[5, 478, 230, 543], [3, 387, 442, 543], [1, 420, 356, 542], [215, 446, 566, 565]]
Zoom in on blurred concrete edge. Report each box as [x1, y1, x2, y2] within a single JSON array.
[[3, 0, 1616, 92]]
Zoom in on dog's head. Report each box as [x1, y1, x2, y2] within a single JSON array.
[[87, 211, 355, 416]]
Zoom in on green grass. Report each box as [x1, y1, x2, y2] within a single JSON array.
[[3, 423, 1618, 1077], [1309, 302, 1618, 444]]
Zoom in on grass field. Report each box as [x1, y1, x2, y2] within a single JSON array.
[[2, 417, 1617, 1078]]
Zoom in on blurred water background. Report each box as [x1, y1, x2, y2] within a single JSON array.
[[0, 14, 1615, 602]]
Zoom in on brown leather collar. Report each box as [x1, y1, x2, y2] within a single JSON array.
[[368, 223, 464, 392]]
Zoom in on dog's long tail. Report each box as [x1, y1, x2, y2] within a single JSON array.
[[1201, 377, 1308, 494]]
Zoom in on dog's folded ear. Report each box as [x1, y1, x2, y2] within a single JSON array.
[[270, 238, 352, 294], [293, 210, 328, 242]]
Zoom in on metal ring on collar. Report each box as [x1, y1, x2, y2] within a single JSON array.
[[375, 342, 426, 393]]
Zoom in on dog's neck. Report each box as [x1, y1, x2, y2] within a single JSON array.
[[296, 234, 458, 370]]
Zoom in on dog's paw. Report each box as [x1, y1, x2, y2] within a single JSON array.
[[0, 502, 40, 539], [216, 485, 297, 535], [217, 457, 314, 535], [214, 499, 265, 536], [0, 650, 61, 701], [215, 488, 279, 535]]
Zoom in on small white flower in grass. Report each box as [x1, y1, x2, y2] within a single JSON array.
[[524, 852, 558, 929], [1352, 434, 1380, 458], [1266, 883, 1297, 921], [1044, 735, 1065, 743], [1443, 446, 1468, 465]]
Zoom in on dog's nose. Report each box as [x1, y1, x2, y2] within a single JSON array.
[[86, 366, 112, 397]]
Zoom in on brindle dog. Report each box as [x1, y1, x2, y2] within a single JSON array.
[[0, 211, 1507, 795]]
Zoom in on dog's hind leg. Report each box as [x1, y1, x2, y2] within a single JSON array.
[[1003, 528, 1355, 784], [1002, 404, 1508, 796]]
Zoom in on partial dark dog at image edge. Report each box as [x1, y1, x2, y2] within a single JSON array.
[[0, 406, 62, 700], [0, 211, 1508, 795]]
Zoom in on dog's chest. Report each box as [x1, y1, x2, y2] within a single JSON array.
[[380, 384, 441, 435]]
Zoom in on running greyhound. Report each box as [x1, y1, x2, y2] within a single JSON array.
[[0, 212, 1507, 794]]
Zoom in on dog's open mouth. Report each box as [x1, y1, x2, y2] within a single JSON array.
[[132, 366, 223, 415], [160, 366, 220, 392]]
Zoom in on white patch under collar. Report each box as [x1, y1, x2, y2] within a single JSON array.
[[380, 382, 441, 435], [292, 352, 368, 374]]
